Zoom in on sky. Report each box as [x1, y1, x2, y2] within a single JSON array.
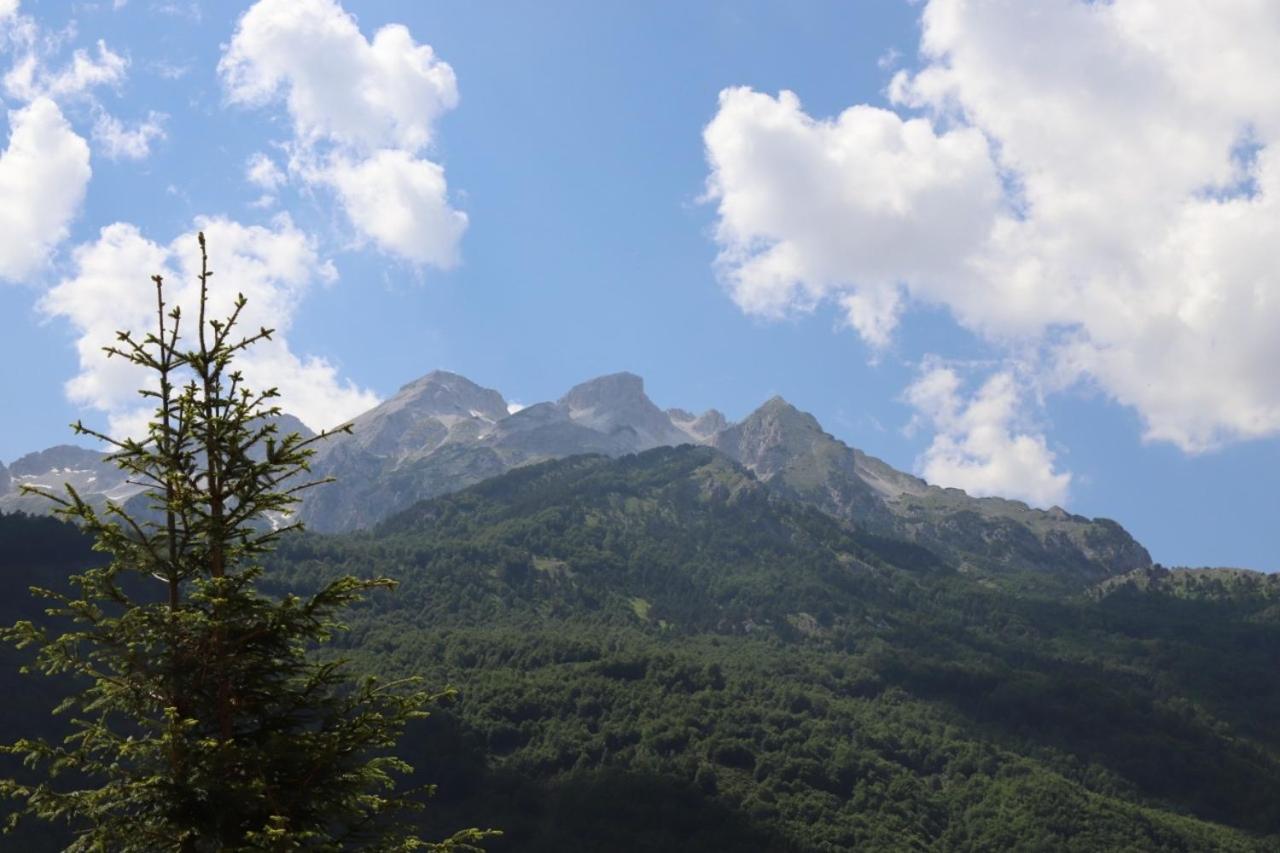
[[0, 0, 1277, 572]]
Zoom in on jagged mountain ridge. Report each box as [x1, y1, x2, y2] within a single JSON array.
[[293, 370, 1148, 582], [0, 445, 140, 515], [2, 369, 1150, 581], [296, 371, 725, 531], [711, 396, 1150, 581], [0, 414, 316, 517]]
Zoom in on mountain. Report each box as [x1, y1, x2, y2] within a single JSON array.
[[0, 445, 140, 515], [1093, 565, 1280, 620], [713, 396, 1150, 584], [288, 369, 1149, 586], [0, 414, 317, 517], [297, 371, 726, 532], [4, 449, 1277, 850], [253, 447, 1280, 851], [4, 369, 1151, 585]]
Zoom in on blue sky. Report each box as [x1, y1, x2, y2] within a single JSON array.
[[0, 0, 1277, 571]]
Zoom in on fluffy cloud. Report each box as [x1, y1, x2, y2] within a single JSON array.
[[220, 0, 465, 267], [220, 0, 456, 152], [327, 150, 466, 266], [705, 87, 1001, 346], [906, 365, 1071, 508], [0, 98, 91, 281], [704, 0, 1280, 454], [92, 110, 165, 160], [41, 216, 379, 437]]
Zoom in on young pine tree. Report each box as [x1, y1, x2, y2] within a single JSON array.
[[1, 234, 496, 851]]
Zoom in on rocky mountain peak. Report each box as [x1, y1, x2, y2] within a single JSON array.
[[9, 445, 113, 477], [755, 396, 822, 427], [0, 444, 137, 515], [321, 371, 510, 463], [558, 372, 688, 450], [559, 372, 647, 411], [669, 407, 728, 441], [0, 365, 1147, 583], [717, 397, 830, 468], [268, 413, 316, 440], [386, 370, 509, 423]]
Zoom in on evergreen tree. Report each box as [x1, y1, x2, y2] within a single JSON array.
[[1, 234, 496, 851]]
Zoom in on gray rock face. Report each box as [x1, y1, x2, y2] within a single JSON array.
[[270, 413, 316, 441], [0, 444, 137, 515], [1, 415, 318, 517], [292, 369, 1149, 583], [341, 370, 507, 458], [7, 368, 1152, 582], [558, 373, 691, 451], [669, 407, 727, 440], [716, 397, 1150, 581], [299, 372, 709, 532], [713, 397, 899, 531]]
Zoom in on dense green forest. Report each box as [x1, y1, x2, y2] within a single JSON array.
[[4, 447, 1279, 850]]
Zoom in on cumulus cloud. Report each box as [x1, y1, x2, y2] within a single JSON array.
[[92, 110, 165, 160], [220, 0, 465, 267], [326, 150, 466, 266], [0, 98, 91, 281], [220, 0, 457, 152], [41, 216, 379, 437], [704, 0, 1280, 454], [906, 364, 1071, 508], [704, 87, 1000, 347]]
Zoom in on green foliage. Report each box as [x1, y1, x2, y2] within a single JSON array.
[[0, 237, 495, 851], [263, 447, 1280, 851]]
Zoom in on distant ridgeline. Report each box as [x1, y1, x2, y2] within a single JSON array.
[[3, 442, 1278, 850], [3, 371, 1152, 589]]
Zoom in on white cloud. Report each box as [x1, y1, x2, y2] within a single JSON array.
[[704, 87, 1000, 346], [220, 0, 465, 266], [220, 0, 456, 152], [326, 150, 466, 266], [93, 110, 165, 160], [246, 151, 285, 190], [4, 38, 127, 100], [0, 98, 91, 281], [704, 0, 1280, 453], [0, 0, 18, 21], [41, 216, 379, 436], [905, 364, 1071, 508]]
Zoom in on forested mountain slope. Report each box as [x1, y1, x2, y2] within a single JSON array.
[[251, 447, 1280, 851], [3, 447, 1275, 850]]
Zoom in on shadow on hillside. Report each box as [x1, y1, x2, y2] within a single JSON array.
[[876, 594, 1280, 836], [401, 712, 800, 852]]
